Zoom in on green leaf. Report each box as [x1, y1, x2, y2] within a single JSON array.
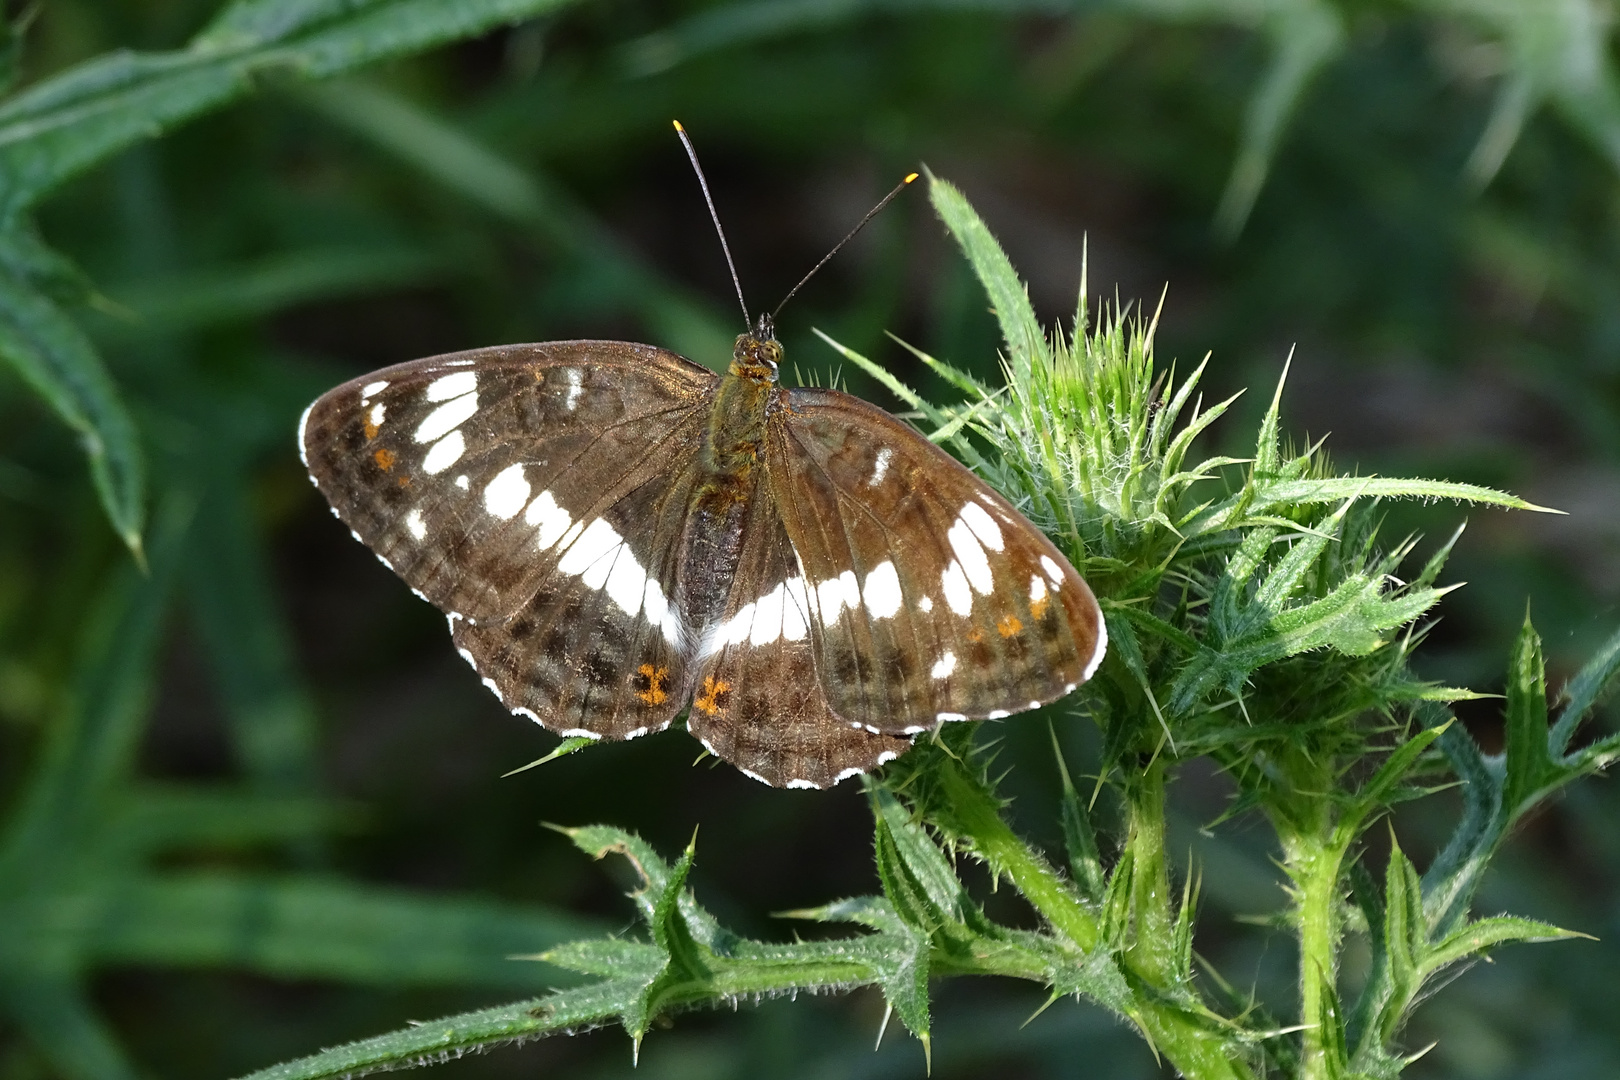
[[88, 872, 602, 990], [1052, 729, 1106, 903], [297, 80, 735, 366], [927, 173, 1046, 374], [1553, 620, 1620, 754], [183, 483, 321, 792], [1213, 0, 1345, 238], [1423, 915, 1584, 974], [1502, 614, 1554, 815], [0, 0, 585, 219], [0, 259, 144, 557], [1377, 841, 1425, 1043], [1339, 724, 1450, 844]]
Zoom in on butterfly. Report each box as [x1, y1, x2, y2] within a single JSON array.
[[298, 134, 1105, 789]]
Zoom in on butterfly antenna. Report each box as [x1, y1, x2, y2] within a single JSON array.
[[772, 171, 918, 322], [673, 120, 750, 330]]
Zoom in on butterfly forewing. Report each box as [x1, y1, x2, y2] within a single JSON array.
[[688, 483, 912, 788], [301, 341, 715, 623], [770, 388, 1104, 735]]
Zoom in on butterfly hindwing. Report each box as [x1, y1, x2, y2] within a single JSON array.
[[688, 484, 913, 788], [770, 387, 1105, 736], [449, 452, 703, 740], [300, 341, 716, 623]]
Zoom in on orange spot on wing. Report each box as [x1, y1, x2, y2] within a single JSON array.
[[373, 447, 396, 471], [636, 663, 669, 706], [694, 675, 731, 716], [363, 418, 379, 440], [966, 626, 985, 644], [1030, 596, 1050, 619], [397, 475, 411, 488], [997, 614, 1023, 638]]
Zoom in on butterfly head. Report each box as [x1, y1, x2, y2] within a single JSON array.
[[731, 317, 782, 384]]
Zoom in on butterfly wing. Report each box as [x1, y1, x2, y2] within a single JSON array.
[[301, 340, 716, 739], [769, 387, 1105, 736], [688, 479, 912, 788], [301, 341, 714, 622]]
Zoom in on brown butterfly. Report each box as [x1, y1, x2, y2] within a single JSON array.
[[298, 129, 1105, 789]]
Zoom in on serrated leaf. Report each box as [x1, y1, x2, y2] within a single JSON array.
[[1553, 620, 1620, 755], [1052, 731, 1105, 903], [1423, 915, 1584, 974], [539, 938, 664, 979], [1378, 841, 1425, 1043], [873, 788, 960, 937], [0, 261, 144, 557], [1339, 724, 1449, 843], [0, 0, 586, 219], [927, 173, 1046, 374]]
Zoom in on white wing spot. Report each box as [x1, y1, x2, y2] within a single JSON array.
[[560, 728, 603, 740], [937, 711, 968, 722], [785, 778, 819, 790], [480, 675, 505, 703], [918, 595, 933, 613], [1064, 682, 1078, 694], [868, 447, 893, 487], [1030, 574, 1048, 605], [456, 646, 476, 668], [642, 578, 683, 646], [738, 767, 770, 786], [834, 766, 867, 783], [514, 707, 540, 723], [1040, 555, 1065, 586], [368, 402, 386, 428], [455, 475, 470, 490], [782, 578, 810, 641], [556, 518, 621, 577], [941, 561, 973, 616], [959, 502, 1004, 551], [422, 429, 466, 474], [603, 545, 649, 618], [862, 561, 903, 619], [874, 750, 900, 766], [1028, 699, 1042, 710], [414, 392, 479, 444], [483, 464, 531, 520], [564, 368, 583, 411], [930, 651, 957, 680], [947, 519, 994, 595], [405, 508, 427, 540], [425, 371, 477, 402], [525, 490, 573, 550], [296, 401, 315, 468], [625, 726, 650, 740], [361, 379, 389, 399], [816, 571, 861, 621], [1083, 609, 1109, 680], [987, 709, 1010, 720], [750, 581, 786, 646]]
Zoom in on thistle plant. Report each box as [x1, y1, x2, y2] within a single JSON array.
[[236, 176, 1620, 1080]]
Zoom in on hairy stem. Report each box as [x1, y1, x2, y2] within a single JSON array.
[[1278, 798, 1349, 1080]]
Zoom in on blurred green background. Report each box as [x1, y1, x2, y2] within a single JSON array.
[[1, 2, 1618, 1078]]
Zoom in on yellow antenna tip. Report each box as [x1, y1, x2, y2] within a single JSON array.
[[904, 172, 919, 184], [673, 119, 684, 132]]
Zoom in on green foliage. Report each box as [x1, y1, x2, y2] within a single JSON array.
[[228, 174, 1616, 1080], [5, 2, 1620, 1078]]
